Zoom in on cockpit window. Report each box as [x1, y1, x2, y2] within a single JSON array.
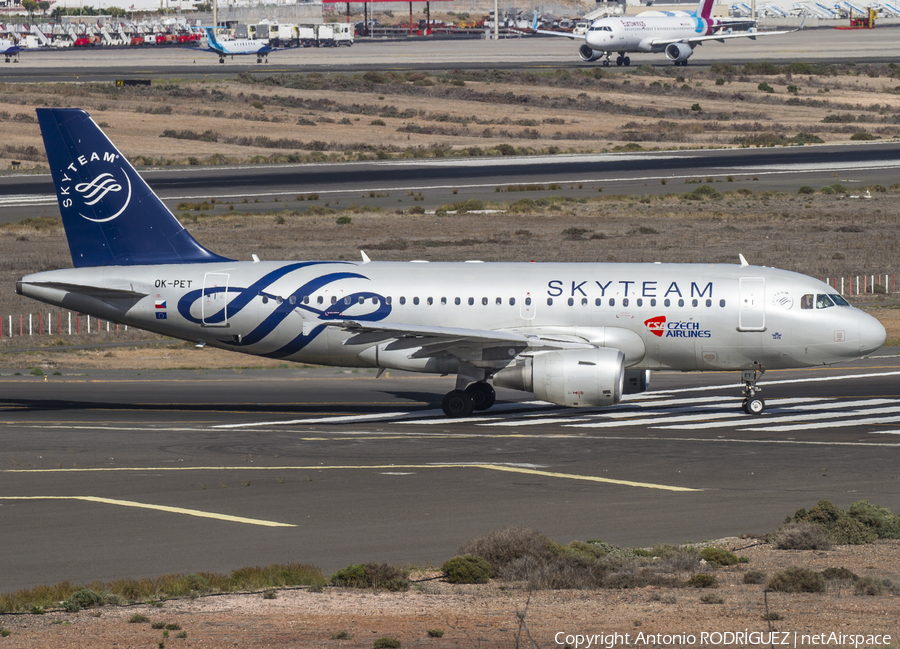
[[816, 294, 835, 309], [801, 294, 813, 310], [830, 294, 851, 306]]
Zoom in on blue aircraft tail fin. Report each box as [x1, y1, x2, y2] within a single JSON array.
[[37, 108, 231, 268]]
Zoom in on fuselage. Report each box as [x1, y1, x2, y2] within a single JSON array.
[[18, 260, 886, 374], [585, 14, 717, 53]]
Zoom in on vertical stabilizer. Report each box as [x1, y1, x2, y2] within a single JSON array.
[[37, 108, 231, 267], [694, 0, 716, 18]]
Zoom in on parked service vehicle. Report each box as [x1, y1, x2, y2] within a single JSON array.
[[298, 25, 316, 47], [333, 22, 353, 46]]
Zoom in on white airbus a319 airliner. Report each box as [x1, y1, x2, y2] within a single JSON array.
[[18, 109, 885, 417], [541, 0, 800, 66]]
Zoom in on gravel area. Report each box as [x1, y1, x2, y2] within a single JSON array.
[[2, 539, 898, 648]]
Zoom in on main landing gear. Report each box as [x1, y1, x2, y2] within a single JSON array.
[[256, 54, 268, 64], [441, 381, 496, 417], [600, 52, 630, 67], [741, 367, 765, 415]]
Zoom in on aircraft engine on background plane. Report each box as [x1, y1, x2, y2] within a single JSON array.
[[579, 44, 604, 62], [494, 348, 625, 407], [665, 42, 694, 64]]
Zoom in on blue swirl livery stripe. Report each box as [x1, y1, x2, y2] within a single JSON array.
[[176, 262, 346, 325], [264, 290, 393, 359], [231, 271, 372, 347]]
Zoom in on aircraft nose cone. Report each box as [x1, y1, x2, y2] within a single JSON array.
[[859, 312, 886, 356]]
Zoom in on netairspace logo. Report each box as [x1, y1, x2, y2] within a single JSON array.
[[554, 631, 893, 648]]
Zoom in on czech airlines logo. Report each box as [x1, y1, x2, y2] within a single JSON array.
[[645, 315, 666, 337], [645, 315, 712, 338], [58, 150, 133, 223]]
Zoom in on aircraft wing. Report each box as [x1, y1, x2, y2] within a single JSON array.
[[535, 29, 586, 40], [651, 25, 800, 46], [326, 320, 595, 361]]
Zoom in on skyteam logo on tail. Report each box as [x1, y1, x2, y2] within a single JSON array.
[[58, 150, 133, 223]]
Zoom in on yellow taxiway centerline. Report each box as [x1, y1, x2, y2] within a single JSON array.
[[2, 464, 699, 492], [0, 496, 295, 527]]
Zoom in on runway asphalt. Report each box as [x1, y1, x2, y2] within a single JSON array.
[[1, 353, 899, 591]]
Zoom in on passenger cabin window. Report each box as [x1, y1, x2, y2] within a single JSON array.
[[719, 299, 726, 308], [455, 297, 461, 305], [567, 298, 574, 306], [637, 298, 643, 307], [622, 298, 629, 307], [413, 297, 419, 305], [525, 297, 531, 306], [427, 297, 433, 305], [386, 296, 392, 305], [816, 294, 835, 309], [330, 296, 337, 305], [609, 298, 615, 307], [482, 297, 488, 306], [801, 294, 814, 309], [664, 299, 670, 307], [441, 297, 447, 305], [496, 297, 502, 305], [317, 296, 323, 304], [399, 297, 406, 305], [358, 296, 365, 305], [510, 297, 516, 306], [289, 296, 297, 305], [547, 298, 554, 306], [468, 297, 475, 306]]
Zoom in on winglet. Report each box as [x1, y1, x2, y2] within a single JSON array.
[[739, 254, 749, 267], [360, 250, 371, 264]]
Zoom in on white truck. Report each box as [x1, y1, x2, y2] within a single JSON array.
[[298, 24, 316, 47]]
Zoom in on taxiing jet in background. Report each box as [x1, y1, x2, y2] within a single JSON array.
[[201, 26, 274, 64], [18, 109, 885, 417], [540, 0, 801, 66], [1, 38, 22, 63]]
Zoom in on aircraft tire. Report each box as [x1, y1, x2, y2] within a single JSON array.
[[623, 56, 630, 66], [442, 390, 474, 418], [616, 56, 623, 66], [745, 397, 765, 416], [465, 382, 496, 411]]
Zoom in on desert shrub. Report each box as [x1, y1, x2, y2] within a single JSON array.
[[683, 185, 722, 200], [331, 564, 409, 592], [848, 500, 900, 538], [798, 186, 815, 195], [63, 588, 103, 612], [826, 518, 877, 545], [373, 638, 401, 648], [407, 206, 425, 215], [743, 571, 767, 584], [441, 556, 491, 584], [771, 521, 833, 550], [128, 613, 150, 623], [699, 547, 740, 566], [757, 82, 774, 93], [457, 527, 556, 575], [335, 215, 352, 225], [768, 567, 825, 593], [427, 629, 444, 638], [502, 554, 609, 590], [700, 593, 724, 604], [850, 131, 876, 140], [687, 574, 718, 588], [854, 576, 884, 596], [821, 567, 859, 582]]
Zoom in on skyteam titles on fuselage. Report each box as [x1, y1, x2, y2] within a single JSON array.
[[547, 279, 713, 298]]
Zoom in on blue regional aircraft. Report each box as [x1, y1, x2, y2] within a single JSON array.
[[201, 27, 274, 64], [1, 37, 22, 63], [17, 109, 886, 417]]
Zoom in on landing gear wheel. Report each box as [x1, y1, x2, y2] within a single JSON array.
[[746, 397, 765, 415], [740, 367, 765, 416], [623, 56, 630, 66], [442, 390, 474, 418], [465, 382, 496, 411], [218, 57, 225, 64], [616, 55, 623, 66]]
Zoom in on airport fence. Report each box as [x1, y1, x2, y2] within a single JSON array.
[[0, 312, 127, 338], [824, 274, 897, 296]]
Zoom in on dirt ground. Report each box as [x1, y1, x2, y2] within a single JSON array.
[[1, 540, 898, 648]]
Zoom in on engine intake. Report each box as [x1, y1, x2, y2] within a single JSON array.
[[579, 43, 604, 62], [665, 42, 693, 62], [493, 348, 625, 407]]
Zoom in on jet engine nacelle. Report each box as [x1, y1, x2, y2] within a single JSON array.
[[665, 42, 693, 62], [578, 43, 604, 62], [493, 348, 625, 407], [624, 369, 650, 395]]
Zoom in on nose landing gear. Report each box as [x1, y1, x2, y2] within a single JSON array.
[[741, 368, 765, 415]]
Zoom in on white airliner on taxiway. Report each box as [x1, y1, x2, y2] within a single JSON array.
[[201, 27, 274, 64], [541, 0, 800, 66], [17, 109, 885, 417]]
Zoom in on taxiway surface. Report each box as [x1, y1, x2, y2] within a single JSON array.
[[2, 354, 899, 591]]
